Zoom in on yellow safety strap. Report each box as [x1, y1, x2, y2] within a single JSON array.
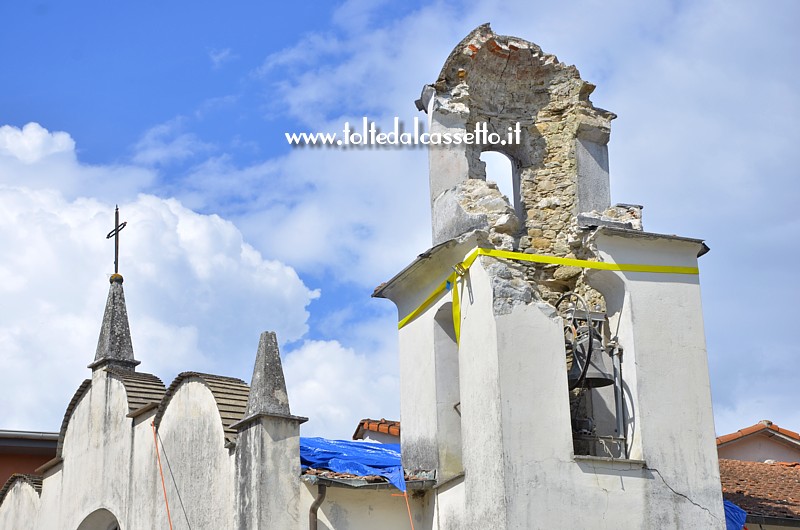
[[397, 247, 699, 344]]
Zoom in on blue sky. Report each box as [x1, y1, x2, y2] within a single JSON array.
[[0, 0, 798, 439]]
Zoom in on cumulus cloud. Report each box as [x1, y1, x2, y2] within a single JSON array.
[[0, 122, 155, 202], [0, 122, 75, 164], [183, 145, 432, 286], [283, 336, 400, 439], [0, 189, 318, 431]]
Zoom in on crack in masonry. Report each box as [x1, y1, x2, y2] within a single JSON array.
[[647, 466, 720, 522], [586, 464, 611, 521], [495, 53, 511, 117]]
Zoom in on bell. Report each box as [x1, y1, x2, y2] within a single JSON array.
[[567, 326, 614, 389]]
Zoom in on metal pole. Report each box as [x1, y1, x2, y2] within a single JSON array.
[[611, 344, 627, 458], [114, 206, 119, 274]]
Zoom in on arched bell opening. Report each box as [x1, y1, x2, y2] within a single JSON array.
[[480, 150, 523, 223]]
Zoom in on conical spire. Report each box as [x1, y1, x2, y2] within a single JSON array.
[[88, 274, 139, 371], [245, 331, 291, 417]]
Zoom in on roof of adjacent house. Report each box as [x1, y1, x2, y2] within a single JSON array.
[[352, 418, 400, 440], [719, 458, 800, 522], [717, 420, 800, 447]]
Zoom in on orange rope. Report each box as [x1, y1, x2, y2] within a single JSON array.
[[392, 490, 416, 530], [152, 421, 174, 530]]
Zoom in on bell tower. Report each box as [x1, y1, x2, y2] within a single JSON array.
[[376, 24, 725, 529]]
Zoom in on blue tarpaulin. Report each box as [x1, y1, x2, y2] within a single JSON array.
[[300, 437, 406, 491], [724, 500, 747, 530]]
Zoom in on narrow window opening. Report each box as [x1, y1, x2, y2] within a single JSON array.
[[481, 150, 520, 217]]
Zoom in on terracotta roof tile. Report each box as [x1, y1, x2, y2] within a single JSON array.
[[155, 372, 250, 447], [56, 379, 92, 458], [106, 369, 166, 415], [719, 458, 800, 520], [352, 418, 401, 440], [717, 420, 800, 446], [0, 474, 43, 507]]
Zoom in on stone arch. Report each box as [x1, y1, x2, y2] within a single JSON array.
[[76, 508, 120, 530], [0, 474, 42, 507]]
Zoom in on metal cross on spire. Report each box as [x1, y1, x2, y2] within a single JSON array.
[[106, 205, 128, 274]]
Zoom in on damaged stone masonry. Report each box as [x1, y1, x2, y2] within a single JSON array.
[[420, 25, 651, 458], [422, 24, 642, 307]]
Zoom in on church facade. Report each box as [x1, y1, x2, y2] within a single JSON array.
[[0, 25, 726, 529]]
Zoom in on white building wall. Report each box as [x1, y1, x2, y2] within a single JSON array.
[[430, 476, 465, 530], [40, 370, 132, 529], [126, 410, 165, 530], [157, 379, 235, 530], [0, 480, 40, 530], [359, 432, 400, 444], [299, 484, 421, 530], [8, 372, 239, 530], [398, 310, 440, 472], [387, 229, 726, 529]]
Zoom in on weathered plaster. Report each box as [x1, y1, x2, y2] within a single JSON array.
[[0, 479, 40, 530]]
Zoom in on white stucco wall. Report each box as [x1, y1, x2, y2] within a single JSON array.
[[0, 480, 40, 530], [430, 475, 465, 530], [157, 379, 235, 530], [300, 483, 422, 530], [235, 417, 304, 530], [388, 229, 726, 529], [36, 370, 133, 529], [8, 371, 239, 530]]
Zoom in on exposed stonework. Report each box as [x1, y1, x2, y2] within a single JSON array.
[[433, 179, 519, 250], [426, 24, 618, 254], [89, 274, 139, 371], [243, 331, 292, 419], [483, 258, 533, 315], [422, 24, 648, 310]]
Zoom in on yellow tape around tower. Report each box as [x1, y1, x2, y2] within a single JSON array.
[[396, 247, 699, 343]]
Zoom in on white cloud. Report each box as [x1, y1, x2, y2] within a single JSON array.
[[175, 142, 432, 287], [0, 122, 75, 164], [331, 0, 392, 33], [0, 122, 155, 202], [132, 119, 214, 166], [0, 187, 318, 432], [209, 47, 237, 70], [283, 336, 400, 439]]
